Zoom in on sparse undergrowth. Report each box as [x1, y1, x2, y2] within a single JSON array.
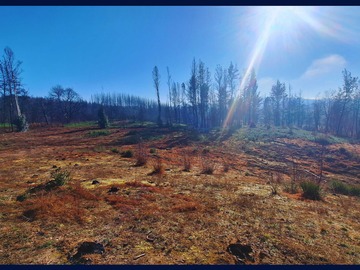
[[17, 168, 71, 202]]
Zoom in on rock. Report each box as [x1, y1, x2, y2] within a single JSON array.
[[92, 180, 100, 185], [227, 243, 255, 264], [70, 241, 105, 263], [108, 186, 119, 193], [22, 209, 37, 222]]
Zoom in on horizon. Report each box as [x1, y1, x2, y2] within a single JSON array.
[[1, 6, 360, 102]]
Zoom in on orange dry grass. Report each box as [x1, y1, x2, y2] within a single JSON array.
[[172, 202, 199, 213], [22, 192, 86, 224], [69, 182, 99, 201]]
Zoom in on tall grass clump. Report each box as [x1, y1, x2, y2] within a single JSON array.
[[200, 155, 215, 175], [151, 156, 164, 175], [183, 151, 192, 172], [284, 162, 299, 194], [268, 172, 283, 195], [135, 141, 147, 166]]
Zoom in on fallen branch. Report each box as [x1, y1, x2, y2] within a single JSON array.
[[133, 253, 146, 260]]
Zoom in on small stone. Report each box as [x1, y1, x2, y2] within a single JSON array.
[[92, 180, 100, 185]]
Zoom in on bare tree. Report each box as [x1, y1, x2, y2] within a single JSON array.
[[152, 66, 162, 127], [1, 47, 28, 132], [187, 59, 199, 128], [49, 85, 82, 123], [214, 64, 227, 126]]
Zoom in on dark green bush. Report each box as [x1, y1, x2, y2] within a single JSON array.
[[149, 148, 156, 154], [300, 181, 321, 200], [111, 148, 119, 154], [16, 193, 29, 202], [314, 137, 331, 146], [121, 150, 133, 158]]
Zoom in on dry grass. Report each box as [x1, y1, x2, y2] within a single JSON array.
[[21, 190, 87, 224], [182, 151, 192, 172], [1, 124, 360, 264], [200, 155, 216, 175], [135, 142, 147, 166], [268, 172, 284, 195]]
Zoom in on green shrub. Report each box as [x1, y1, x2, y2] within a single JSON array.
[[50, 168, 71, 187], [121, 150, 133, 158], [300, 181, 321, 200], [149, 148, 156, 154], [111, 148, 119, 154], [87, 130, 110, 137]]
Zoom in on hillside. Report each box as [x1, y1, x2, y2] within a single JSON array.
[[0, 122, 359, 264]]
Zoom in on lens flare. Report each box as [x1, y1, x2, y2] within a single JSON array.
[[223, 6, 359, 130]]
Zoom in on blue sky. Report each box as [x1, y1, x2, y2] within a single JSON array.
[[1, 6, 360, 101]]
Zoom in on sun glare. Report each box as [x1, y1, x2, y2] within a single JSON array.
[[224, 6, 359, 130], [223, 6, 311, 129]]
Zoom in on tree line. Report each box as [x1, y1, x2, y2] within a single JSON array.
[[1, 47, 360, 139]]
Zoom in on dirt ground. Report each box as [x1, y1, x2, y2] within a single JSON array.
[[0, 123, 359, 264]]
